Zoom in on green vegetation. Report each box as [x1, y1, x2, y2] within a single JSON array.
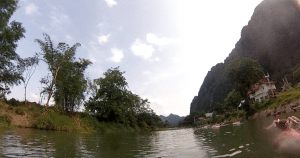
[[0, 99, 162, 133], [85, 67, 163, 131], [226, 57, 264, 111], [36, 34, 92, 111], [0, 0, 26, 98], [36, 110, 77, 131], [15, 107, 25, 115], [252, 85, 300, 111]]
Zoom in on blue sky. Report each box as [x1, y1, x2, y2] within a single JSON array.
[[9, 0, 264, 116]]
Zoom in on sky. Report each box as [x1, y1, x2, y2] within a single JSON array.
[[8, 0, 264, 117]]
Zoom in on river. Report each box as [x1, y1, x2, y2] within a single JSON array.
[[0, 113, 299, 157]]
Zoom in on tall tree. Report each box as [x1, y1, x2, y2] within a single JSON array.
[[54, 54, 91, 112], [35, 34, 61, 107], [36, 33, 91, 111], [0, 0, 26, 97], [226, 57, 263, 109], [21, 54, 39, 103]]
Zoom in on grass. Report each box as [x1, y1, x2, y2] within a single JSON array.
[[0, 100, 158, 134], [15, 107, 25, 116], [36, 110, 77, 132]]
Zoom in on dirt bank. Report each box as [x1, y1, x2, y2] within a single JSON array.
[[251, 100, 300, 119]]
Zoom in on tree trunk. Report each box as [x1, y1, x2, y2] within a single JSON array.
[[46, 67, 60, 107]]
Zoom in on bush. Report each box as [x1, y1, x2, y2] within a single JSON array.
[[237, 110, 246, 118], [252, 101, 261, 110], [215, 115, 225, 123], [36, 111, 76, 131], [81, 114, 101, 130], [15, 107, 25, 116], [0, 114, 12, 124], [7, 98, 22, 107], [224, 112, 231, 119]]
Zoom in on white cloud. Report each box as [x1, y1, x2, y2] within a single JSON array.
[[29, 92, 39, 101], [108, 48, 123, 63], [88, 54, 97, 63], [65, 35, 73, 41], [50, 7, 70, 31], [130, 39, 154, 59], [105, 0, 117, 7], [25, 3, 38, 15], [98, 34, 111, 45], [150, 57, 160, 62], [146, 33, 179, 46], [142, 71, 152, 76]]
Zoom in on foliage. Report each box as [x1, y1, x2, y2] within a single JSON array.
[[15, 107, 24, 115], [6, 97, 22, 106], [182, 110, 205, 126], [214, 102, 225, 115], [226, 57, 263, 108], [20, 54, 39, 102], [0, 0, 26, 96], [0, 114, 12, 125], [223, 89, 242, 111], [236, 110, 246, 118], [36, 110, 76, 131], [36, 34, 92, 111], [85, 67, 161, 129]]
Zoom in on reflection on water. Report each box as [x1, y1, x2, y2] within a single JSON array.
[[0, 128, 55, 157], [0, 113, 299, 158]]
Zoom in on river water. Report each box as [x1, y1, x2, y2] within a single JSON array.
[[0, 113, 299, 157]]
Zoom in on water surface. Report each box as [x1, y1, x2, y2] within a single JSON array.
[[0, 113, 299, 157]]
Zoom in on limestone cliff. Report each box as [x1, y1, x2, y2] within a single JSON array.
[[190, 0, 300, 114]]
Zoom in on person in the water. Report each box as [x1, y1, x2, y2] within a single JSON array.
[[270, 119, 300, 156], [287, 116, 300, 129]]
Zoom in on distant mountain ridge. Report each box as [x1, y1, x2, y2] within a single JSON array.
[[190, 0, 300, 114], [159, 114, 185, 126]]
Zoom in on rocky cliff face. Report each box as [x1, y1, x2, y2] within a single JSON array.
[[190, 0, 300, 114]]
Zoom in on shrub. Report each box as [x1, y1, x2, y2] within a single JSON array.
[[15, 107, 25, 116], [36, 111, 76, 131], [0, 114, 12, 124], [252, 101, 261, 110], [7, 98, 22, 107], [237, 110, 246, 118], [81, 114, 101, 130], [224, 112, 231, 119]]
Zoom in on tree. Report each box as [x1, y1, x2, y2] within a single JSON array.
[[54, 56, 91, 112], [226, 57, 263, 109], [223, 89, 242, 111], [36, 33, 91, 111], [85, 67, 157, 126], [0, 0, 26, 97], [21, 54, 39, 103], [35, 34, 61, 107]]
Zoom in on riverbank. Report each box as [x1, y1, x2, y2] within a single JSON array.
[[250, 85, 300, 119], [0, 101, 158, 133], [194, 86, 300, 128]]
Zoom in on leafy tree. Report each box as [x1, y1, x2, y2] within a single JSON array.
[[0, 0, 26, 97], [182, 110, 205, 126], [85, 67, 159, 126], [223, 89, 242, 111], [54, 50, 91, 112], [214, 102, 225, 115], [36, 34, 91, 111], [35, 34, 61, 107], [226, 57, 263, 108], [20, 54, 39, 103]]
